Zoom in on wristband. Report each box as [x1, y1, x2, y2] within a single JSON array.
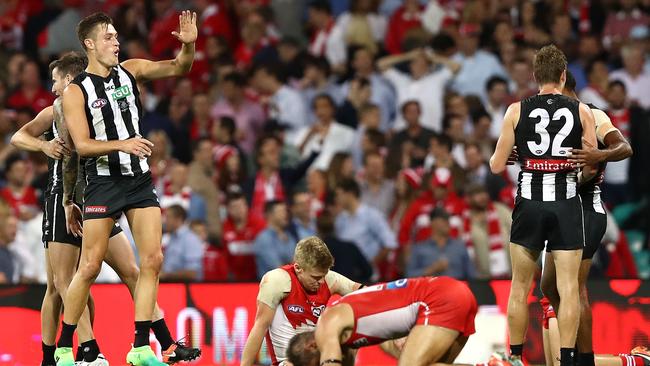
[[320, 359, 342, 366]]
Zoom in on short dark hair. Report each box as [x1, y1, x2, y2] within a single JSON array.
[[264, 199, 285, 216], [486, 76, 508, 92], [77, 12, 113, 50], [533, 44, 567, 85], [564, 70, 577, 92], [336, 178, 361, 198], [435, 134, 453, 152], [316, 210, 335, 236], [430, 32, 456, 53], [226, 189, 246, 204], [49, 52, 87, 78], [364, 128, 386, 148], [304, 55, 331, 77], [608, 80, 626, 93], [167, 205, 188, 221], [287, 332, 319, 366], [400, 100, 421, 115], [255, 134, 281, 159], [308, 0, 331, 14], [442, 113, 463, 131], [251, 62, 287, 83], [312, 93, 336, 110], [219, 116, 236, 137], [192, 137, 212, 153], [4, 153, 24, 174], [222, 72, 247, 88]]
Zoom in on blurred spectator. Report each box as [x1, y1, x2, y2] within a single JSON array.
[[378, 48, 460, 132], [316, 210, 372, 283], [461, 184, 511, 279], [550, 14, 575, 54], [270, 0, 306, 45], [244, 135, 318, 218], [579, 58, 611, 110], [334, 178, 397, 268], [214, 144, 246, 193], [5, 53, 27, 91], [603, 80, 643, 206], [253, 200, 296, 279], [195, 0, 236, 48], [353, 121, 385, 171], [295, 94, 354, 171], [222, 190, 266, 281], [425, 134, 466, 193], [451, 24, 508, 100], [509, 58, 537, 102], [147, 130, 174, 185], [389, 168, 422, 233], [189, 93, 214, 141], [277, 36, 308, 82], [468, 112, 495, 160], [235, 10, 278, 68], [38, 3, 82, 56], [159, 163, 207, 222], [360, 152, 394, 217], [149, 0, 181, 59], [464, 142, 506, 201], [7, 60, 55, 113], [327, 0, 387, 70], [0, 200, 17, 284], [289, 191, 316, 240], [307, 0, 337, 65], [485, 76, 509, 139], [298, 56, 343, 122], [211, 72, 265, 153], [444, 93, 473, 136], [602, 0, 649, 51], [336, 76, 373, 128], [251, 63, 308, 142], [341, 47, 396, 130], [212, 115, 247, 160], [326, 152, 354, 192], [384, 0, 425, 55], [306, 169, 328, 217], [187, 138, 222, 240], [387, 101, 435, 173], [166, 94, 193, 163], [112, 1, 149, 42], [518, 2, 551, 47], [567, 34, 604, 91], [0, 154, 38, 221], [609, 44, 650, 109], [406, 207, 475, 279], [161, 205, 204, 282], [442, 113, 467, 169]]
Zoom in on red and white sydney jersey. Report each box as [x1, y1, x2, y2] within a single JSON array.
[[335, 276, 477, 348]]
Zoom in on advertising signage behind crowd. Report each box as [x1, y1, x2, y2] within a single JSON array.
[[0, 280, 648, 365]]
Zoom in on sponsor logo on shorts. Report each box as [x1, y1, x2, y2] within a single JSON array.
[[91, 98, 108, 109], [524, 158, 574, 172], [287, 305, 304, 314], [85, 205, 108, 213], [311, 304, 325, 318]]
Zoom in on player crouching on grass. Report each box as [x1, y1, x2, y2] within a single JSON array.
[[286, 276, 477, 366]]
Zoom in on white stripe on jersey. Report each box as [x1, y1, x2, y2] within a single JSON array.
[[116, 66, 148, 173], [102, 76, 133, 175], [592, 186, 605, 214], [51, 121, 60, 192], [82, 77, 111, 176], [355, 302, 419, 341], [542, 173, 556, 201], [521, 172, 532, 199], [566, 172, 577, 199], [578, 195, 586, 247], [52, 193, 58, 239]]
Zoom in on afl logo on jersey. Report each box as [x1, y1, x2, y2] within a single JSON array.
[[91, 98, 108, 109], [287, 305, 304, 314]]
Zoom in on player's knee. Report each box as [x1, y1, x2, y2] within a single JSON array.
[[79, 261, 102, 281], [140, 251, 163, 273], [45, 282, 60, 297], [52, 272, 73, 294], [122, 264, 141, 283]]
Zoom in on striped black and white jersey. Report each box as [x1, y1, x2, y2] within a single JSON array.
[[578, 104, 617, 214], [515, 94, 583, 201], [44, 117, 63, 196], [72, 65, 148, 178]]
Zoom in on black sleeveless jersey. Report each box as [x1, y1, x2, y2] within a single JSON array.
[[578, 103, 607, 213], [515, 94, 583, 201], [43, 121, 63, 196]]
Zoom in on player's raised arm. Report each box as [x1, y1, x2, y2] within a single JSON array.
[[121, 11, 197, 81], [315, 306, 349, 366], [10, 106, 70, 159], [490, 102, 520, 174]]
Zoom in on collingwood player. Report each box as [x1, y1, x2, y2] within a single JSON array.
[[489, 45, 598, 366], [539, 71, 632, 366], [53, 11, 198, 366]]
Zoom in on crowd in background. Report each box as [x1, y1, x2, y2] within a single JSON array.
[[0, 0, 649, 284]]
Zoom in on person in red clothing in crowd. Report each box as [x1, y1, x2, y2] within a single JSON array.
[[234, 10, 278, 69], [0, 153, 39, 221], [194, 0, 236, 48], [7, 60, 55, 113], [306, 169, 329, 218], [398, 167, 465, 250], [384, 0, 425, 55], [241, 236, 362, 366], [148, 0, 181, 59], [214, 143, 246, 194], [189, 93, 214, 141], [307, 0, 335, 59], [222, 189, 266, 281]]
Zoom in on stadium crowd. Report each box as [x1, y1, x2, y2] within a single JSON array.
[[0, 0, 649, 284]]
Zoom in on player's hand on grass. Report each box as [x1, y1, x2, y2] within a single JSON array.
[[64, 202, 83, 237], [172, 10, 198, 44], [569, 137, 603, 168], [506, 146, 519, 165], [121, 136, 154, 159], [42, 137, 70, 160]]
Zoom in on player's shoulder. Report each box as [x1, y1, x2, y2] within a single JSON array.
[[261, 268, 292, 289]]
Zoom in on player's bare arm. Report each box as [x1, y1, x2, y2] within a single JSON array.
[[62, 84, 153, 158], [569, 111, 633, 166], [10, 106, 70, 159], [577, 102, 598, 180], [315, 305, 353, 366], [490, 102, 520, 174], [121, 11, 197, 82]]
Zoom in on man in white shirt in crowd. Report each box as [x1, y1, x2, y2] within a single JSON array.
[[609, 44, 650, 109]]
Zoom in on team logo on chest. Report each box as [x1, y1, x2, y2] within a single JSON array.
[[311, 304, 325, 318], [287, 305, 304, 314], [91, 98, 108, 109]]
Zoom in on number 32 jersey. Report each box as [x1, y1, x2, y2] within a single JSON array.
[[515, 94, 583, 201]]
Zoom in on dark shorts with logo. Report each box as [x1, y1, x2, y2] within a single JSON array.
[[545, 208, 607, 259], [43, 193, 123, 248], [511, 195, 585, 252], [83, 172, 160, 221]]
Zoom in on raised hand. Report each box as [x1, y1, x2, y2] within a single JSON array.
[[172, 10, 198, 44]]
